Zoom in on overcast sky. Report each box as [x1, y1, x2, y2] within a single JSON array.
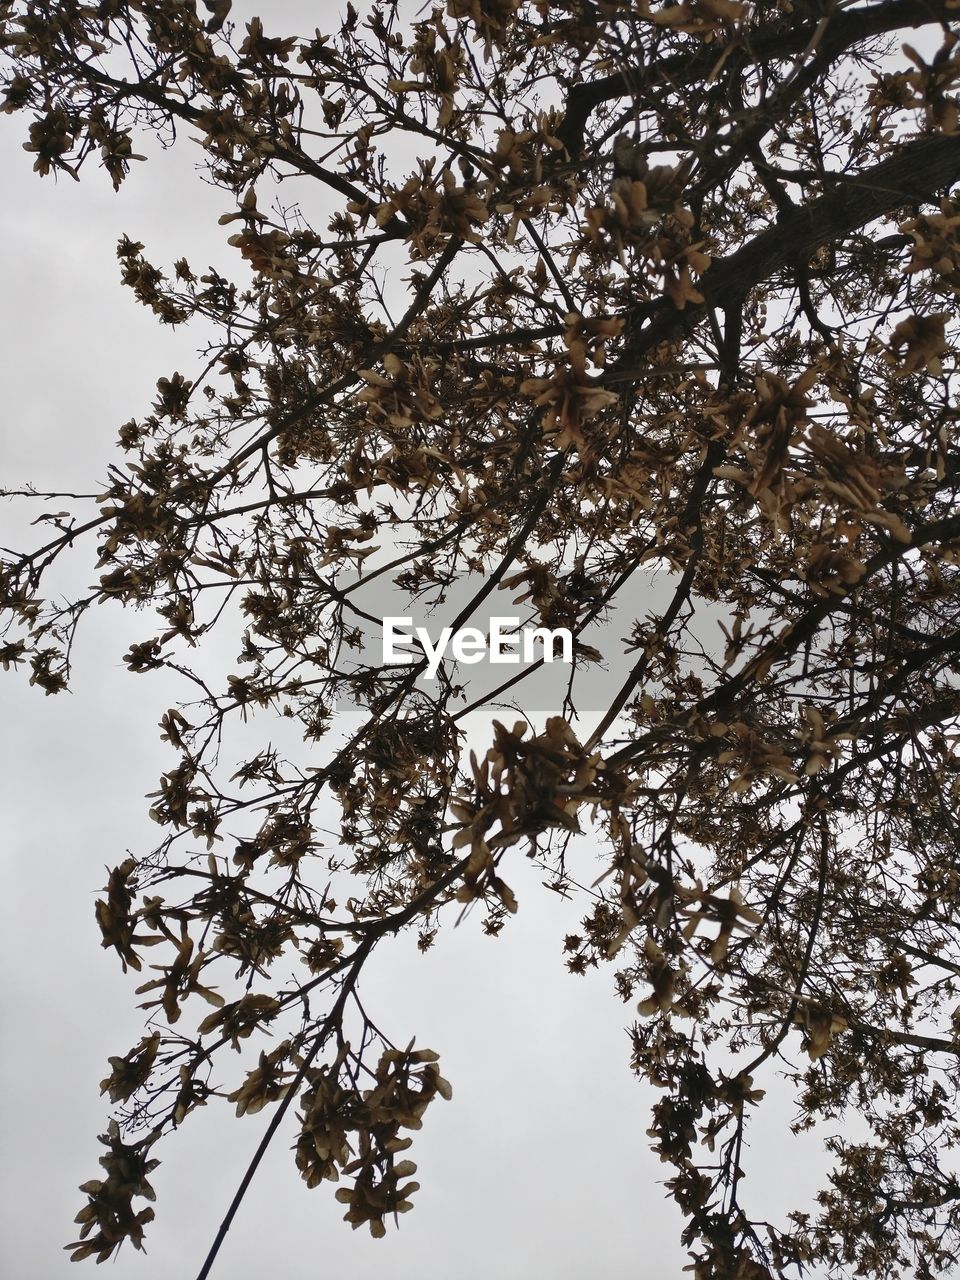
[[0, 8, 843, 1277]]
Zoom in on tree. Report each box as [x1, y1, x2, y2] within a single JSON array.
[[2, 0, 960, 1274]]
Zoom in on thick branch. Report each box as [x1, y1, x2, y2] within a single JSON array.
[[558, 0, 955, 156], [608, 132, 960, 374]]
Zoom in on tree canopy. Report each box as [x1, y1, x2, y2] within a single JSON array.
[[2, 0, 960, 1276]]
